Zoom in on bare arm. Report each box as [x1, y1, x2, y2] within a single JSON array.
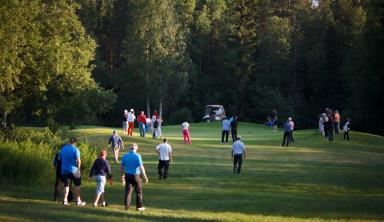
[[77, 157, 81, 169], [243, 150, 246, 159], [140, 165, 149, 184], [120, 164, 125, 176], [169, 152, 173, 162]]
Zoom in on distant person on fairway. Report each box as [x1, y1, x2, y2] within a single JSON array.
[[60, 137, 86, 206], [288, 117, 295, 144], [231, 116, 239, 142], [271, 109, 278, 132], [123, 109, 129, 135], [334, 110, 341, 134], [156, 138, 173, 180], [181, 121, 191, 144], [89, 150, 112, 207], [343, 118, 351, 141], [108, 130, 124, 163], [319, 113, 325, 136], [221, 117, 230, 144], [120, 143, 149, 211], [326, 109, 334, 142], [232, 136, 245, 174], [127, 109, 136, 136], [137, 111, 147, 137], [282, 119, 292, 147], [153, 116, 162, 139]]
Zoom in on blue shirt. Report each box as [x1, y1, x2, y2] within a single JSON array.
[[284, 122, 292, 132], [222, 119, 231, 131], [121, 151, 143, 175], [60, 144, 80, 174]]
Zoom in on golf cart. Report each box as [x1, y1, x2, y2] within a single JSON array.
[[203, 105, 226, 122]]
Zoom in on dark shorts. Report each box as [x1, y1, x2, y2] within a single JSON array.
[[62, 171, 81, 187]]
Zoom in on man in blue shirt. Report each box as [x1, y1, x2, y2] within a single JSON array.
[[108, 130, 124, 163], [120, 143, 149, 211], [281, 119, 292, 147], [221, 118, 231, 144], [60, 137, 86, 206]]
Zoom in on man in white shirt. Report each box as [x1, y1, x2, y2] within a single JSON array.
[[156, 138, 173, 180], [231, 136, 245, 174], [221, 118, 231, 144], [181, 121, 191, 144], [127, 109, 136, 136]]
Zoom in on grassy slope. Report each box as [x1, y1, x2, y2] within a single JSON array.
[[1, 122, 384, 222]]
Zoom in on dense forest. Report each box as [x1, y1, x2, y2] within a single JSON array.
[[1, 0, 383, 134]]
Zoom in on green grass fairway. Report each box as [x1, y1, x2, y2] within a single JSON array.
[[1, 122, 384, 222]]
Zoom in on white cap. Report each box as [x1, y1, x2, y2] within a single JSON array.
[[288, 117, 292, 121], [130, 108, 134, 112]]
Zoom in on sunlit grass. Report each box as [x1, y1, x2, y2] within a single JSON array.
[[1, 122, 384, 221]]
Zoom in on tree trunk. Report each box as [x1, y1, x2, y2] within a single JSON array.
[[159, 97, 163, 120], [146, 96, 151, 118]]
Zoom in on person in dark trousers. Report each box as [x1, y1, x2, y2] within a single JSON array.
[[343, 118, 351, 141], [288, 117, 295, 144], [156, 138, 173, 180], [282, 119, 292, 147], [120, 143, 149, 211], [271, 109, 278, 132], [231, 136, 245, 174], [326, 110, 334, 142], [89, 150, 112, 207], [53, 144, 73, 202], [231, 116, 239, 142], [221, 118, 231, 144]]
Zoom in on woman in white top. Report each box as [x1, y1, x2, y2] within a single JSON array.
[[153, 117, 163, 139], [127, 109, 136, 136], [181, 121, 191, 144]]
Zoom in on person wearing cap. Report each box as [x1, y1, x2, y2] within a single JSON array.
[[282, 118, 292, 147], [60, 137, 86, 206], [120, 143, 149, 211], [127, 109, 136, 136], [221, 117, 230, 144], [137, 111, 147, 137], [156, 138, 173, 180], [231, 136, 245, 174], [108, 130, 124, 163]]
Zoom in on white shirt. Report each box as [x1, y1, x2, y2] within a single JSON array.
[[156, 143, 172, 161], [182, 122, 189, 130], [232, 140, 245, 155], [127, 112, 136, 122]]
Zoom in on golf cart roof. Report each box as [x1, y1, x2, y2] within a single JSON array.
[[205, 105, 224, 108]]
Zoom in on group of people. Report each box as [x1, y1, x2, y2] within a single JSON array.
[[318, 108, 351, 141], [122, 109, 162, 139], [53, 134, 174, 211], [221, 116, 239, 144]]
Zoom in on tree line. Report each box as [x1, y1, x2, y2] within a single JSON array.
[[1, 0, 383, 134]]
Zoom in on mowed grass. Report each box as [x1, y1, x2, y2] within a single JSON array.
[[1, 122, 384, 222]]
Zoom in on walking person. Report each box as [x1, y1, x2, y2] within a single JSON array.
[[319, 113, 325, 136], [271, 109, 278, 132], [53, 144, 72, 202], [343, 118, 351, 141], [89, 150, 112, 207], [281, 119, 292, 147], [123, 110, 129, 135], [156, 138, 173, 180], [326, 110, 334, 142], [60, 137, 86, 206], [120, 143, 149, 211], [288, 117, 295, 144], [127, 109, 136, 136], [221, 117, 230, 144], [137, 111, 147, 137], [230, 116, 239, 142], [181, 121, 191, 144], [334, 110, 341, 134], [108, 130, 124, 164], [153, 117, 162, 139], [232, 136, 245, 174]]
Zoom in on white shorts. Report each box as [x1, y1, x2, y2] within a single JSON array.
[[95, 175, 106, 195]]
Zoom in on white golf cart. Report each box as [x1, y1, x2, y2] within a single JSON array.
[[203, 105, 226, 122]]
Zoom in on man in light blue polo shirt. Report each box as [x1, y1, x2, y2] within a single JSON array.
[[120, 143, 149, 211], [221, 117, 231, 144], [60, 137, 86, 206]]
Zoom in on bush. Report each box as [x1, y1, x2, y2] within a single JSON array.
[[0, 140, 55, 184], [10, 128, 63, 148], [167, 108, 194, 124], [77, 142, 97, 176]]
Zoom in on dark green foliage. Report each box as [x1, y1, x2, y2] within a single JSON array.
[[168, 108, 194, 124]]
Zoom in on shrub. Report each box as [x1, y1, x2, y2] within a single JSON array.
[[0, 140, 55, 184], [77, 142, 97, 176], [10, 127, 63, 148], [168, 108, 194, 124]]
